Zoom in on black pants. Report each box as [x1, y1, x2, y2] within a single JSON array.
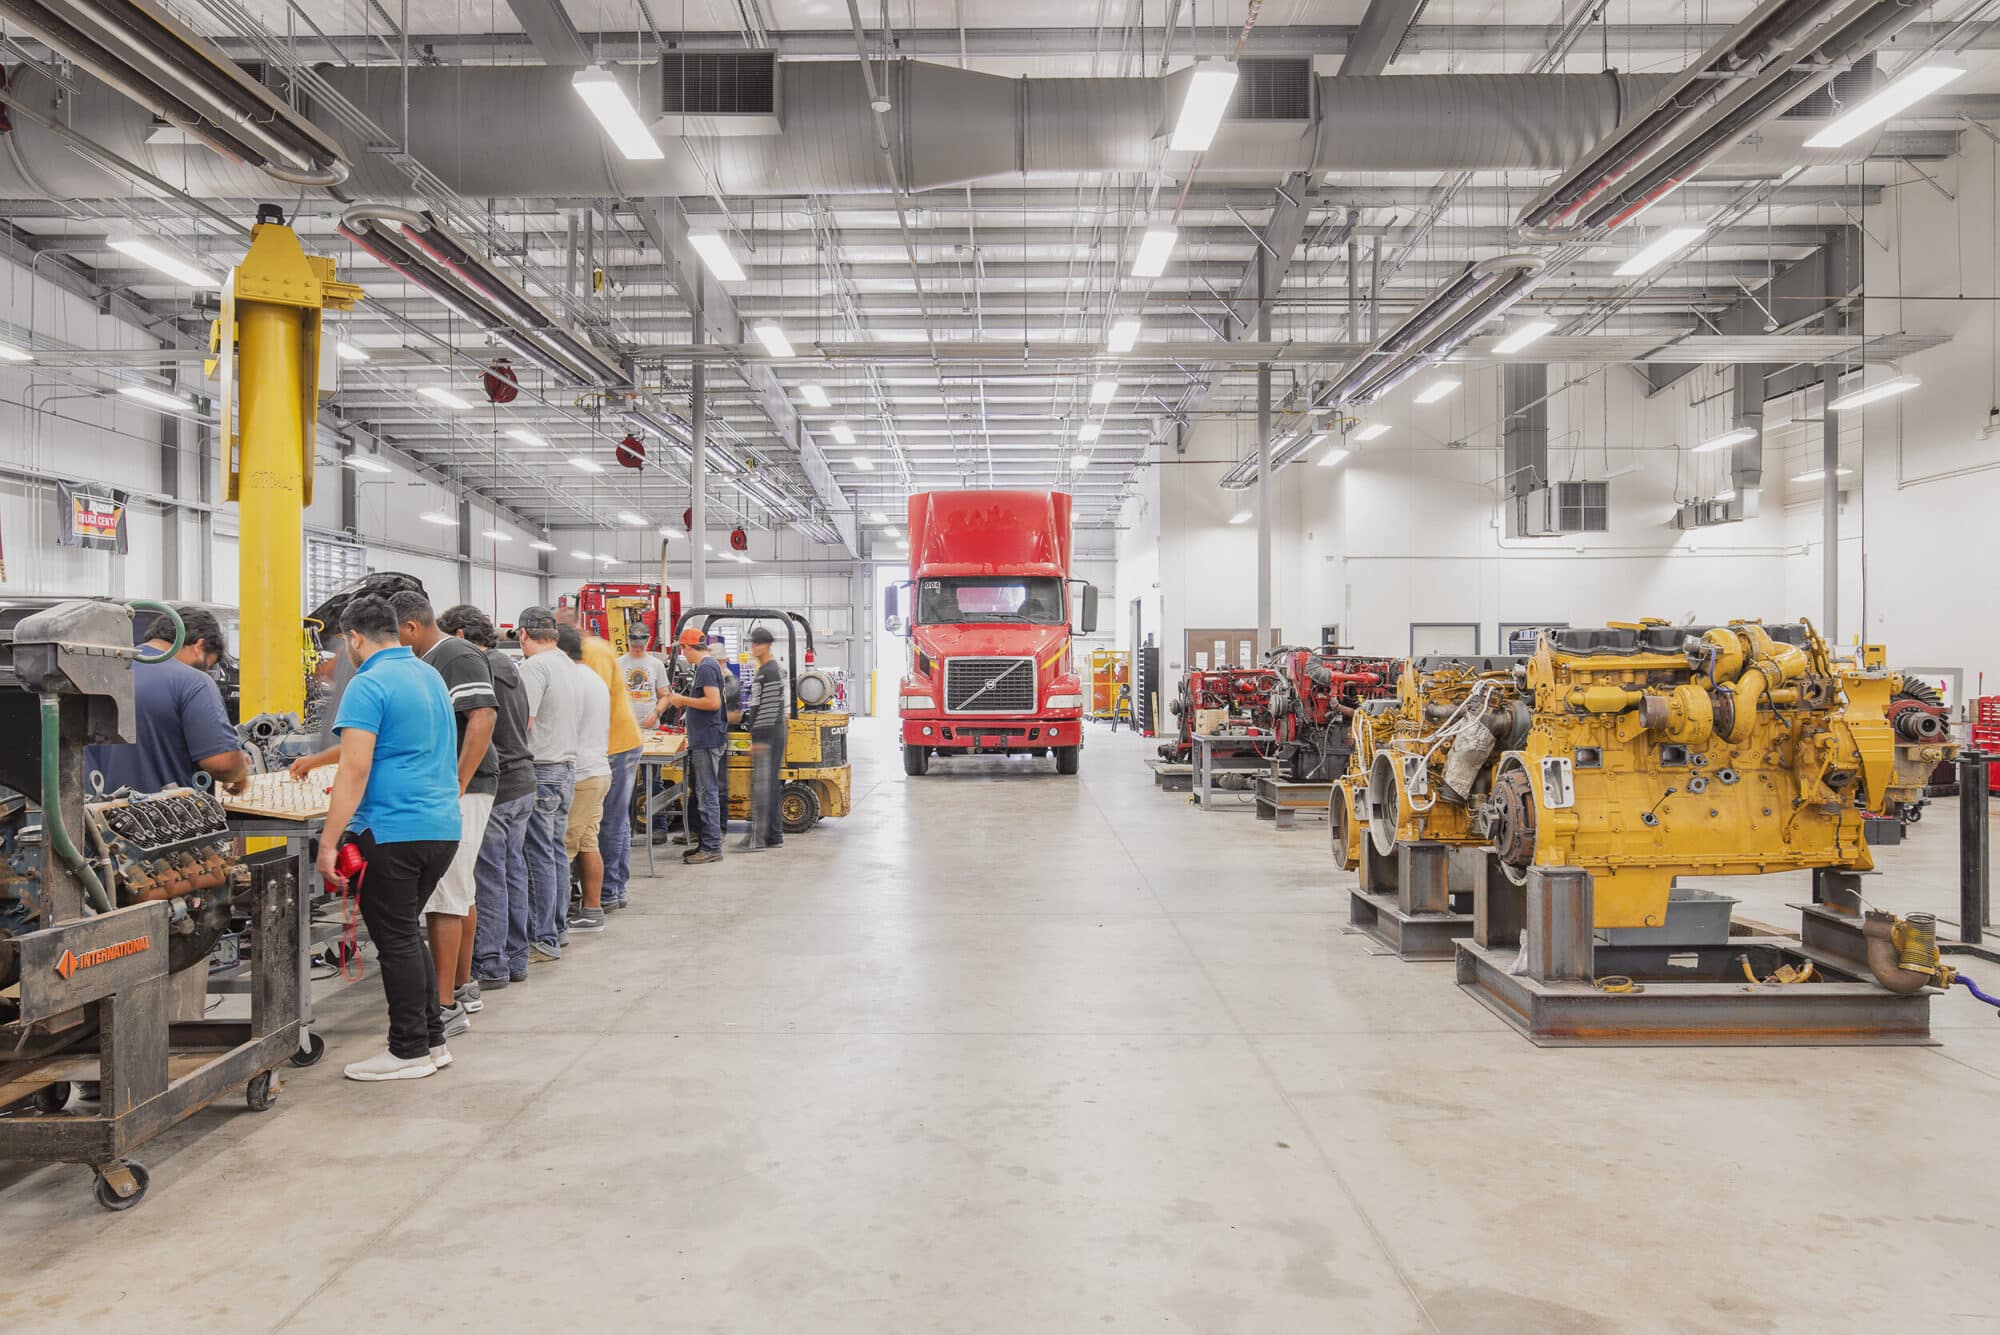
[[355, 832, 458, 1060], [750, 731, 785, 846]]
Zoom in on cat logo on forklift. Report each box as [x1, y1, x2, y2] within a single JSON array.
[[54, 937, 150, 979]]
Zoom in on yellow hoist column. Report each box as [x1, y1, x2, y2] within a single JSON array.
[[213, 205, 362, 722]]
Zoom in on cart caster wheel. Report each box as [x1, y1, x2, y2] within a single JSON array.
[[93, 1162, 148, 1211], [289, 1032, 327, 1068], [246, 1071, 279, 1112], [30, 1081, 72, 1114]]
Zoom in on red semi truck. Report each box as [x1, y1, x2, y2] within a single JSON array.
[[887, 489, 1100, 776]]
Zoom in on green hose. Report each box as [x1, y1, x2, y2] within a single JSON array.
[[41, 693, 110, 913], [128, 599, 185, 663]]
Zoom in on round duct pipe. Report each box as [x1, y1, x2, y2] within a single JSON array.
[[0, 60, 1882, 202]]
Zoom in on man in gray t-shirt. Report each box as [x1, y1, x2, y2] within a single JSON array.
[[618, 624, 671, 730], [517, 608, 588, 959]]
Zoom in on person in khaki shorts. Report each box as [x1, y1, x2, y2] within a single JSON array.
[[559, 625, 613, 935]]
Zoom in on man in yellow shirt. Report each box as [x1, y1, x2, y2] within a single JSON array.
[[557, 607, 644, 909]]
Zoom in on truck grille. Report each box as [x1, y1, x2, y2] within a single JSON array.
[[944, 657, 1036, 714]]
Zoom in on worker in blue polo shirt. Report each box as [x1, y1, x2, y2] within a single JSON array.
[[308, 593, 464, 1084]]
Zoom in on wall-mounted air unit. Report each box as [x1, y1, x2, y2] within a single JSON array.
[[1509, 481, 1610, 538], [657, 52, 782, 136]]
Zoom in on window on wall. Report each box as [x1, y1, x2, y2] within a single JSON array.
[[1556, 481, 1609, 533], [305, 535, 367, 613], [1411, 623, 1479, 656]]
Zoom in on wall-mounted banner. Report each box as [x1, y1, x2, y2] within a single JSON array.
[[55, 479, 129, 554]]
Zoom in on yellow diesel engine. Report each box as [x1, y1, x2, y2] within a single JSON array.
[[1336, 620, 1952, 931]]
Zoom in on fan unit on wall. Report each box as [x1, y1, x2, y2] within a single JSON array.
[[1509, 481, 1609, 538]]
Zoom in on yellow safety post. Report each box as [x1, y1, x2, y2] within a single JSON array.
[[212, 206, 362, 723]]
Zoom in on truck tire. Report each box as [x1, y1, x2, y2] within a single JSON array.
[[903, 744, 930, 777], [1055, 745, 1081, 775]]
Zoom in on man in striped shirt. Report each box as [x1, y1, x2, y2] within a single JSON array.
[[737, 625, 788, 851]]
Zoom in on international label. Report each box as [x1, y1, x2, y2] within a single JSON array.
[[54, 936, 150, 979]]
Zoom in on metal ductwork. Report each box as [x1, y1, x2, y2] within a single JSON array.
[[0, 59, 1880, 201], [0, 0, 348, 186]]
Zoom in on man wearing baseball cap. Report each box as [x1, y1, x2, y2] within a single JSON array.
[[663, 625, 727, 864], [86, 605, 251, 797]]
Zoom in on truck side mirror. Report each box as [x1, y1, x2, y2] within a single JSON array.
[[883, 583, 905, 636], [1077, 583, 1099, 636]]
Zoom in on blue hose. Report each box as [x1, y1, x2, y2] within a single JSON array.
[[1954, 973, 2000, 1010]]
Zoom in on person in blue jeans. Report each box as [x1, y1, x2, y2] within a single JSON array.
[[438, 606, 537, 988], [663, 625, 728, 864], [516, 607, 587, 961]]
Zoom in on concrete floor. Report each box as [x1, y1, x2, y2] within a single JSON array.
[[4, 717, 1999, 1332]]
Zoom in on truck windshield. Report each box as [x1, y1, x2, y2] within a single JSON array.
[[917, 576, 1065, 625]]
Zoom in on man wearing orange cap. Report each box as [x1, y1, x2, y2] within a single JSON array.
[[664, 626, 727, 864]]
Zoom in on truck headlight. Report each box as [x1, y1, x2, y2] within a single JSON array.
[[900, 694, 934, 710], [1046, 692, 1084, 710]]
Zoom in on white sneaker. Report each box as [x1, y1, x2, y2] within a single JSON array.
[[343, 1050, 438, 1082], [429, 1043, 453, 1070]]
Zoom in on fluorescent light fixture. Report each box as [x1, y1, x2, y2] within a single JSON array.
[[569, 548, 594, 560], [659, 527, 675, 537], [0, 340, 30, 363], [419, 511, 458, 526], [1079, 422, 1102, 443], [596, 552, 616, 563], [1791, 467, 1855, 483], [529, 540, 558, 552], [800, 383, 831, 408], [752, 323, 796, 358], [1354, 423, 1390, 442], [506, 428, 550, 448], [1492, 319, 1556, 355], [1828, 374, 1921, 411], [882, 525, 903, 538], [1090, 378, 1117, 405], [1414, 378, 1460, 405], [419, 386, 472, 410], [897, 538, 910, 550], [571, 64, 663, 161], [479, 529, 512, 542], [1072, 451, 1091, 468], [1131, 227, 1179, 278], [1107, 318, 1141, 353], [118, 384, 198, 413], [1228, 509, 1253, 524], [1317, 444, 1353, 468], [617, 511, 649, 526], [1693, 426, 1757, 453], [108, 235, 220, 288], [1170, 59, 1238, 152], [1715, 488, 1738, 502], [868, 510, 888, 524], [687, 229, 747, 282], [1614, 226, 1706, 276], [736, 553, 755, 565], [566, 455, 605, 473], [852, 454, 874, 471], [341, 454, 392, 474], [829, 421, 856, 445], [335, 340, 369, 363], [1805, 64, 1966, 149]]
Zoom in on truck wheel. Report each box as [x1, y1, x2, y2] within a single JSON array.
[[903, 744, 930, 777], [1055, 745, 1081, 775]]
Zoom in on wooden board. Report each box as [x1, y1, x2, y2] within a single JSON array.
[[640, 732, 688, 758], [221, 767, 335, 822]]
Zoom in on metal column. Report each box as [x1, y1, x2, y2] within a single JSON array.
[[456, 494, 473, 606], [689, 326, 707, 610], [1821, 365, 1840, 643], [1255, 249, 1272, 655], [158, 365, 181, 599], [1962, 750, 1991, 945]]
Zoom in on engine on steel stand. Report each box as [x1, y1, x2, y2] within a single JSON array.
[[0, 599, 305, 1210], [1158, 668, 1277, 767], [1264, 648, 1402, 782]]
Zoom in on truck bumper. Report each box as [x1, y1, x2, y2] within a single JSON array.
[[901, 716, 1083, 753]]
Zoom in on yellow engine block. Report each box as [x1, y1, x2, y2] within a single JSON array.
[[1330, 620, 1952, 930]]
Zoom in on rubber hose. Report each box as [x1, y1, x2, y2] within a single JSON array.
[[41, 693, 111, 913], [128, 599, 186, 664], [1955, 974, 2000, 1010]]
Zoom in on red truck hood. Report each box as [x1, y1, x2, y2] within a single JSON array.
[[916, 622, 1070, 663]]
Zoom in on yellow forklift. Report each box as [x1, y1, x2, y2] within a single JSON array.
[[669, 607, 851, 832]]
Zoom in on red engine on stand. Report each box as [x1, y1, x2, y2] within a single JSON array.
[[1157, 669, 1278, 765], [1264, 649, 1403, 782]]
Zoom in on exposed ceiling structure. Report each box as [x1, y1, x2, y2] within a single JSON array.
[[2, 0, 1996, 553]]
